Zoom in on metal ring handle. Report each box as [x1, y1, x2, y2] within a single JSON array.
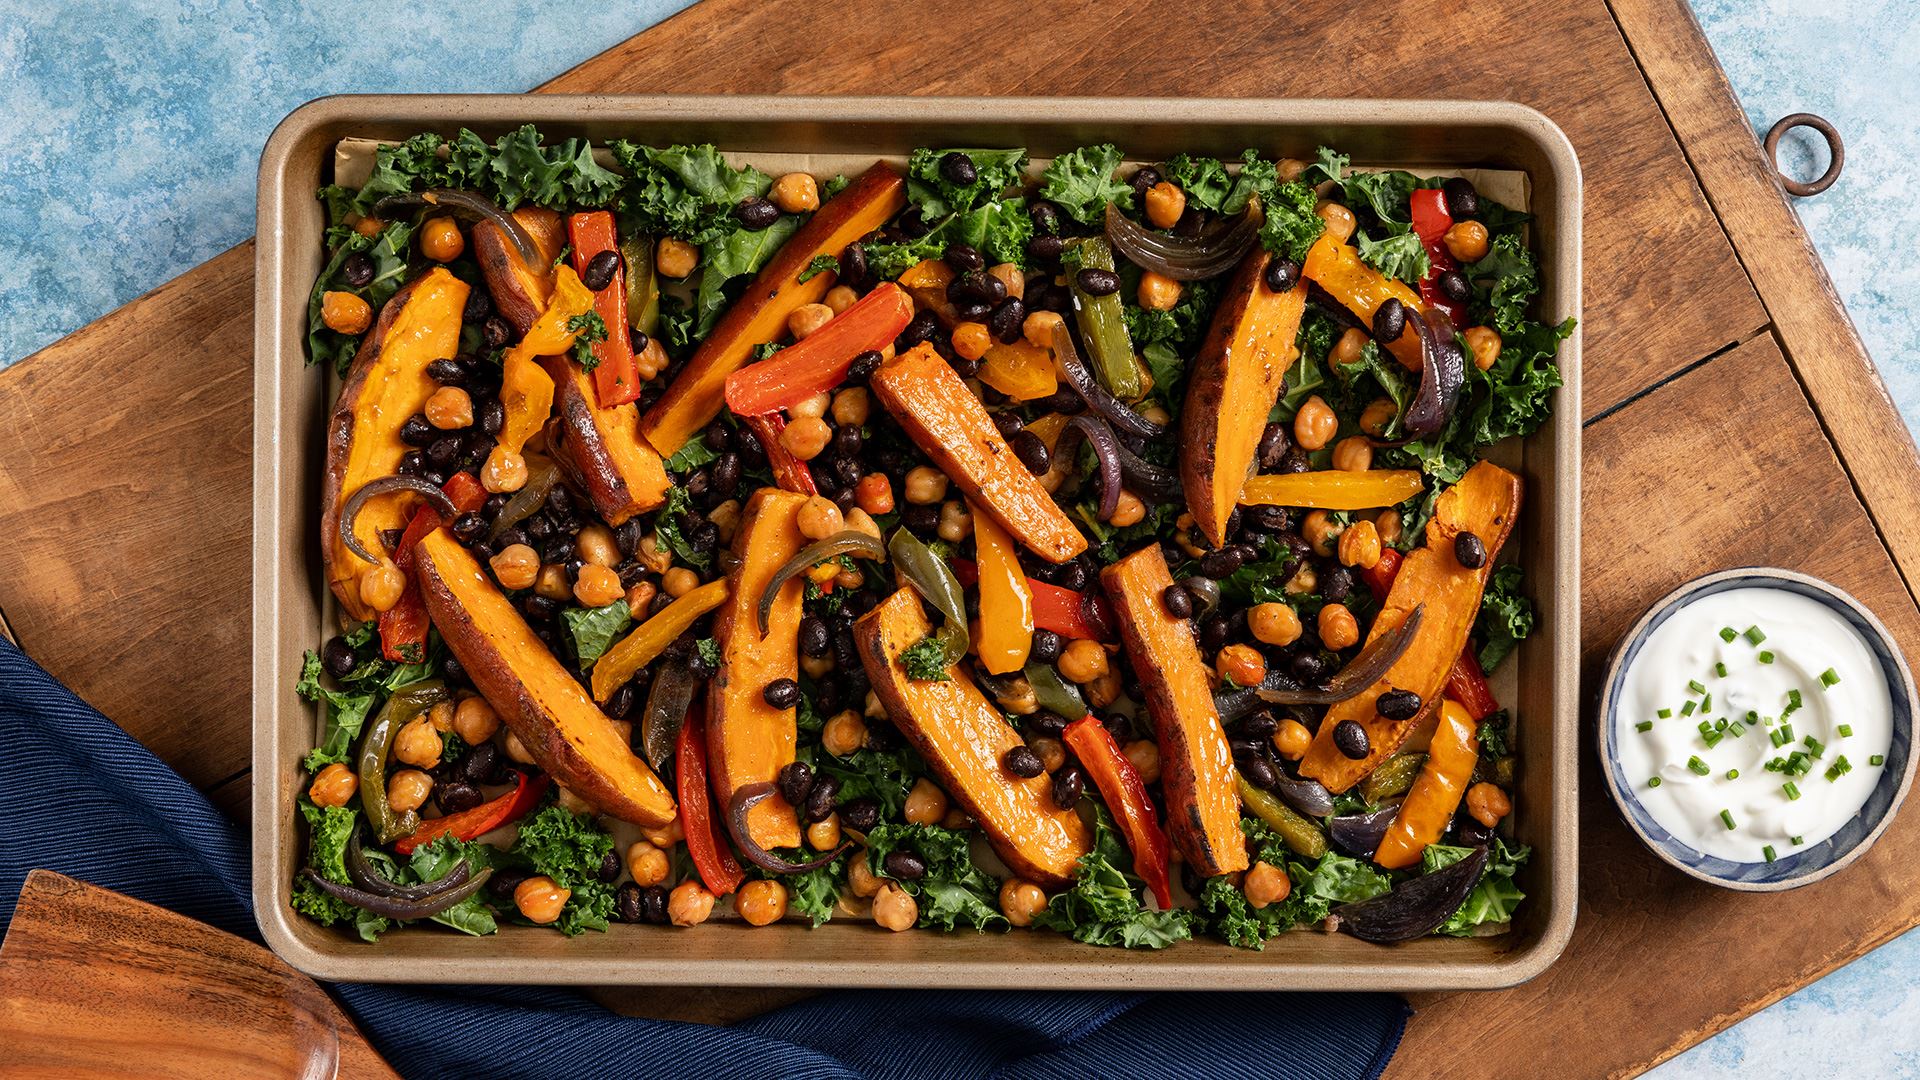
[[1764, 113, 1843, 196]]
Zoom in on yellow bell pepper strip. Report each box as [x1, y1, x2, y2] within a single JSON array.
[[977, 340, 1059, 402], [1024, 412, 1068, 452], [590, 578, 730, 703], [1301, 232, 1425, 370], [494, 264, 597, 460], [968, 499, 1033, 674], [1373, 699, 1480, 870], [1239, 469, 1425, 510], [897, 258, 959, 325]]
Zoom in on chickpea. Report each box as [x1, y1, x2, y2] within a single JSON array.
[[1444, 220, 1490, 264], [1359, 398, 1399, 438], [707, 499, 743, 545], [771, 171, 820, 214], [661, 566, 700, 599], [1331, 435, 1373, 473], [936, 500, 973, 543], [808, 813, 842, 851], [1136, 270, 1182, 312], [1140, 402, 1173, 427], [308, 763, 358, 807], [819, 285, 859, 317], [1331, 327, 1369, 366], [1293, 395, 1338, 451], [1022, 310, 1065, 348], [555, 784, 597, 817], [849, 853, 884, 898], [831, 386, 870, 428], [636, 534, 673, 575], [1216, 643, 1268, 687], [425, 385, 474, 430], [1145, 181, 1187, 230], [951, 321, 993, 362], [1108, 488, 1147, 527], [570, 524, 618, 568], [789, 303, 835, 341], [1247, 602, 1302, 648], [482, 448, 528, 494], [527, 564, 568, 603], [453, 695, 500, 745], [574, 564, 625, 607], [503, 729, 536, 765], [1319, 604, 1361, 650], [1375, 508, 1404, 547], [796, 495, 845, 541], [1284, 563, 1318, 597], [616, 581, 655, 620], [1317, 201, 1357, 243], [1000, 879, 1048, 927], [905, 778, 950, 826], [1276, 157, 1309, 182], [359, 560, 406, 613], [802, 653, 835, 680], [634, 337, 668, 381], [656, 236, 699, 279], [1244, 861, 1292, 909], [1085, 668, 1122, 709], [352, 215, 385, 239], [903, 465, 949, 505], [733, 878, 790, 927], [1058, 638, 1109, 685], [1272, 718, 1313, 761], [1123, 740, 1162, 786], [667, 879, 715, 927], [643, 816, 686, 849], [417, 216, 465, 262], [514, 875, 571, 925], [1029, 736, 1066, 773], [1467, 782, 1513, 827], [1463, 326, 1503, 372], [321, 290, 372, 334], [1303, 510, 1344, 557], [387, 768, 433, 814], [854, 473, 894, 516], [872, 882, 919, 932], [1338, 519, 1383, 570], [626, 840, 670, 887], [394, 716, 443, 769], [426, 700, 457, 733], [987, 262, 1026, 301], [823, 709, 868, 757], [779, 415, 832, 461], [845, 507, 884, 540]]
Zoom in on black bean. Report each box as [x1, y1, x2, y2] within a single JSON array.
[[1029, 200, 1061, 235], [462, 291, 493, 326], [461, 741, 501, 785], [1373, 297, 1407, 343], [1454, 816, 1495, 847], [1243, 710, 1279, 739], [1200, 547, 1245, 579], [1162, 583, 1194, 619], [478, 398, 505, 437], [608, 682, 638, 722], [938, 151, 977, 186], [489, 869, 529, 900], [1180, 576, 1221, 616], [491, 528, 530, 556], [1256, 422, 1291, 469], [615, 882, 645, 924], [322, 635, 357, 679], [1442, 177, 1480, 220], [988, 298, 1026, 344], [1333, 719, 1371, 759], [839, 797, 880, 832], [799, 615, 832, 659], [1436, 269, 1471, 305], [1241, 755, 1278, 790], [427, 358, 468, 386], [631, 884, 665, 924], [1377, 689, 1423, 722], [1054, 560, 1088, 591], [1075, 268, 1121, 296], [1322, 565, 1354, 604], [1003, 745, 1045, 778], [804, 775, 839, 823], [1199, 613, 1230, 652], [1263, 257, 1302, 294], [898, 310, 942, 351], [736, 195, 780, 230], [1030, 629, 1064, 665], [943, 243, 985, 274], [1455, 530, 1488, 569], [1051, 765, 1086, 810], [582, 249, 621, 292], [841, 242, 870, 289], [426, 437, 463, 471], [1278, 447, 1313, 474], [1291, 650, 1330, 682], [628, 328, 651, 357], [883, 850, 928, 881], [442, 651, 469, 689], [396, 450, 425, 477], [1028, 234, 1067, 261], [846, 350, 883, 384], [1025, 712, 1066, 739], [902, 502, 939, 536], [1243, 504, 1292, 534], [1130, 165, 1163, 199], [341, 253, 374, 288], [399, 414, 436, 447], [482, 316, 512, 349], [597, 849, 623, 883], [1005, 430, 1050, 476], [777, 761, 814, 808], [447, 511, 486, 545], [521, 594, 559, 623]]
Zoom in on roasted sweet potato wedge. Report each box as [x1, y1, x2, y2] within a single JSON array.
[[869, 343, 1087, 564], [1101, 544, 1248, 877], [1181, 250, 1308, 548], [471, 207, 566, 335], [640, 161, 907, 457], [1300, 460, 1523, 793], [414, 528, 676, 826], [708, 487, 809, 851], [540, 355, 670, 525], [855, 587, 1092, 887], [321, 267, 470, 623]]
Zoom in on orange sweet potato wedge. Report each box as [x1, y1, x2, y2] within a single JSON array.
[[640, 162, 907, 457], [321, 267, 470, 623], [1101, 544, 1248, 877], [415, 528, 676, 826], [869, 342, 1087, 564], [708, 487, 809, 851], [540, 355, 670, 525], [1299, 460, 1523, 793], [471, 207, 567, 335], [855, 587, 1092, 887], [1181, 249, 1308, 548]]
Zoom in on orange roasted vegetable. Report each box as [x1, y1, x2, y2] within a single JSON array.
[[855, 587, 1092, 887], [708, 488, 809, 851], [542, 354, 671, 525], [870, 343, 1086, 564], [1373, 699, 1479, 869], [590, 578, 730, 703], [1239, 469, 1425, 511], [969, 499, 1033, 675], [1302, 231, 1425, 370], [494, 264, 597, 461], [640, 162, 907, 457], [896, 258, 959, 324], [414, 528, 675, 826], [472, 207, 566, 335], [977, 339, 1058, 402], [321, 268, 470, 622], [1299, 460, 1522, 792], [1100, 545, 1248, 877]]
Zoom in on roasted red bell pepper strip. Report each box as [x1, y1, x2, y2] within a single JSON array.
[[1361, 547, 1402, 600], [1063, 715, 1172, 909], [742, 413, 817, 496], [678, 709, 745, 896], [1358, 544, 1498, 717], [567, 211, 643, 409], [392, 770, 549, 855], [953, 561, 1112, 642], [1409, 189, 1465, 327], [724, 283, 913, 416], [378, 471, 487, 661]]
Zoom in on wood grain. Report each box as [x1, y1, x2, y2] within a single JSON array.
[[0, 870, 397, 1078]]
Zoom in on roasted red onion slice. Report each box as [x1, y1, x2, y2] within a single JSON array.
[[301, 866, 493, 920], [1256, 605, 1426, 706], [1373, 309, 1466, 446], [375, 188, 539, 267], [1050, 322, 1165, 440], [340, 475, 459, 565], [728, 783, 852, 874], [1103, 199, 1264, 281]]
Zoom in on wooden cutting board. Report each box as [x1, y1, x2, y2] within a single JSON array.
[[0, 0, 1910, 1075]]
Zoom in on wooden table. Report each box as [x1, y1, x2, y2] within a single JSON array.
[[2, 0, 1911, 1075]]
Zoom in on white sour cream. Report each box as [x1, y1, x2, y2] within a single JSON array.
[[1614, 586, 1892, 862]]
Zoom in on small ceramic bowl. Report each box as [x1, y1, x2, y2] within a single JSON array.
[[1598, 568, 1917, 890]]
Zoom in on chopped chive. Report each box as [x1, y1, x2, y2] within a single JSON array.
[[1688, 756, 1710, 776], [1715, 661, 1728, 678], [1702, 693, 1714, 713], [1826, 755, 1853, 782], [1784, 781, 1801, 801], [1821, 668, 1841, 688], [1681, 701, 1697, 717], [1786, 751, 1811, 776], [1636, 720, 1654, 732], [1688, 679, 1707, 695], [1787, 689, 1803, 710], [1758, 651, 1775, 665], [1658, 707, 1673, 719], [1730, 722, 1747, 738], [1763, 844, 1777, 862], [1781, 722, 1795, 744], [1716, 717, 1729, 731], [1838, 724, 1854, 737], [1805, 735, 1826, 759], [1770, 727, 1790, 748], [1871, 754, 1886, 766], [1744, 626, 1767, 646], [1720, 809, 1737, 830], [1720, 627, 1738, 642], [1648, 776, 1663, 788], [1726, 769, 1740, 780]]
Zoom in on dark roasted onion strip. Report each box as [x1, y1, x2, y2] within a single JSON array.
[[1257, 604, 1427, 706], [758, 531, 888, 636], [1271, 771, 1336, 818], [346, 829, 475, 901], [728, 783, 853, 874], [1103, 198, 1264, 281], [1374, 309, 1466, 446], [641, 664, 699, 775], [340, 475, 459, 565], [1050, 322, 1165, 440], [301, 866, 493, 921], [1055, 415, 1124, 522], [488, 454, 558, 541], [374, 188, 539, 267]]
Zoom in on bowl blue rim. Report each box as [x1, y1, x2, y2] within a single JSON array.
[[1597, 567, 1917, 891]]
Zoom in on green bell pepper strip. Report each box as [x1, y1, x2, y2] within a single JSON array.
[[888, 529, 970, 668], [358, 679, 448, 844], [1360, 752, 1426, 805], [1024, 661, 1088, 720], [1238, 774, 1328, 858], [621, 231, 660, 335], [1065, 237, 1143, 400]]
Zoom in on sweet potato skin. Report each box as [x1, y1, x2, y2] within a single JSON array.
[[415, 528, 676, 826], [869, 343, 1087, 563], [541, 355, 670, 525], [1181, 250, 1308, 548], [321, 268, 469, 623], [1299, 460, 1523, 792], [471, 207, 566, 336], [1101, 545, 1248, 877], [855, 588, 1091, 888]]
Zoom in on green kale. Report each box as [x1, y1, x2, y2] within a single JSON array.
[[657, 294, 699, 358], [1140, 343, 1184, 418], [1123, 276, 1220, 357], [1355, 224, 1431, 285], [1425, 836, 1530, 935], [781, 853, 849, 927], [656, 485, 712, 572], [1285, 848, 1393, 926], [696, 213, 803, 338], [750, 342, 782, 361], [1477, 710, 1513, 761], [306, 218, 414, 375], [1459, 316, 1572, 449], [1257, 178, 1324, 264], [822, 174, 851, 198], [1468, 231, 1540, 335], [1338, 169, 1424, 225], [347, 125, 622, 216], [807, 745, 919, 819], [907, 147, 1029, 217], [695, 637, 721, 669], [1475, 564, 1535, 673], [566, 310, 609, 371], [1303, 146, 1350, 185], [663, 432, 718, 474], [409, 836, 499, 937], [865, 197, 1034, 279], [865, 823, 1008, 931], [509, 803, 618, 936], [1031, 808, 1193, 949], [560, 603, 633, 670], [797, 253, 840, 283], [1158, 150, 1277, 215], [294, 650, 378, 773], [1039, 144, 1132, 225], [611, 142, 771, 245], [901, 636, 952, 682], [290, 799, 391, 940]]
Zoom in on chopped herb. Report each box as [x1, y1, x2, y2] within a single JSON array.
[[1681, 701, 1697, 717], [1714, 662, 1728, 678], [1871, 754, 1886, 766], [565, 310, 609, 370], [1729, 722, 1746, 738], [1804, 735, 1826, 759], [1792, 836, 1805, 845], [1820, 668, 1841, 688], [1825, 755, 1853, 782], [1719, 809, 1736, 830], [1746, 710, 1760, 725], [1786, 689, 1803, 712], [1726, 769, 1740, 780], [1720, 627, 1737, 642], [1687, 756, 1710, 776], [1701, 693, 1714, 714], [1763, 845, 1777, 863], [796, 253, 840, 283], [1783, 781, 1801, 800], [1648, 776, 1663, 788], [1714, 718, 1727, 731], [1658, 708, 1673, 719], [1758, 651, 1775, 665], [900, 636, 952, 682], [1743, 626, 1766, 646], [1688, 679, 1707, 695], [1636, 720, 1653, 733], [1838, 724, 1854, 738]]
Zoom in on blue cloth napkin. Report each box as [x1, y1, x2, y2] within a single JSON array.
[[0, 638, 1407, 1078]]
